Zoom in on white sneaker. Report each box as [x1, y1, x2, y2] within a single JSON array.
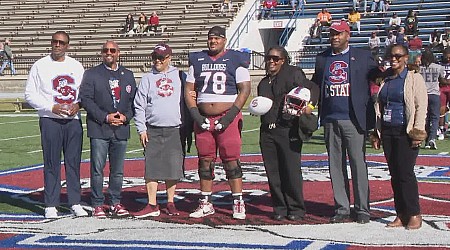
[[45, 207, 58, 219], [71, 204, 88, 217], [429, 139, 437, 150], [189, 199, 215, 218], [438, 130, 445, 140], [232, 199, 246, 220]]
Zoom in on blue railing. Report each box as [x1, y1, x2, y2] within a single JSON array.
[[278, 9, 302, 46], [227, 0, 260, 49]]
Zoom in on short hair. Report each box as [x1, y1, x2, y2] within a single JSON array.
[[53, 31, 70, 44], [443, 47, 450, 57], [421, 49, 435, 67]]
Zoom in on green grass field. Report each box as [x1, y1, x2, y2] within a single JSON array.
[[1, 111, 449, 214], [1, 112, 449, 170]]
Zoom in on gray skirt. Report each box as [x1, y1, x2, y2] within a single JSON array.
[[144, 126, 184, 180]]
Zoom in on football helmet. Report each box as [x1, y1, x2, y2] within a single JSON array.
[[283, 87, 311, 116]]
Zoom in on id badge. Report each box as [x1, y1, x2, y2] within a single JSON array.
[[383, 108, 392, 123]]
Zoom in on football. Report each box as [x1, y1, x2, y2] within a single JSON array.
[[248, 96, 273, 116]]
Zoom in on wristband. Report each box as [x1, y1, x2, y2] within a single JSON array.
[[307, 103, 316, 110]]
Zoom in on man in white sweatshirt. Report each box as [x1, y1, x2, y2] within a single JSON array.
[[24, 31, 88, 219]]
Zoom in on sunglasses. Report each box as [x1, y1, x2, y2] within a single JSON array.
[[388, 54, 406, 60], [102, 48, 118, 54], [151, 54, 170, 61], [51, 39, 68, 46], [264, 55, 284, 62]]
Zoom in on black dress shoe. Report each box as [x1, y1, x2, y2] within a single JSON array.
[[287, 214, 304, 221], [356, 215, 370, 224], [330, 214, 350, 223], [272, 214, 284, 221]]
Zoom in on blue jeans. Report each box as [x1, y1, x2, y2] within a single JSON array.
[[90, 137, 128, 207], [426, 94, 440, 141], [0, 59, 16, 75]]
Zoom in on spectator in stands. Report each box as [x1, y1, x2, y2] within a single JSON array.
[[419, 49, 445, 149], [429, 29, 442, 51], [352, 0, 360, 10], [348, 8, 361, 34], [442, 29, 450, 49], [137, 12, 147, 34], [292, 0, 306, 15], [24, 31, 88, 219], [0, 39, 16, 76], [385, 30, 396, 47], [132, 43, 187, 218], [405, 10, 418, 36], [408, 34, 423, 51], [220, 0, 233, 13], [396, 27, 407, 46], [79, 41, 137, 218], [386, 12, 401, 33], [123, 13, 134, 35], [370, 0, 384, 13], [259, 0, 277, 20], [309, 19, 322, 42], [312, 20, 377, 225], [147, 11, 160, 34], [368, 32, 381, 56], [317, 8, 332, 27]]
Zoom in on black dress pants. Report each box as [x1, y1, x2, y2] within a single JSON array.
[[260, 126, 306, 217], [382, 125, 421, 216]]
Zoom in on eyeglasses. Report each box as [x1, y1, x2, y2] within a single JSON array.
[[102, 48, 118, 54], [264, 55, 284, 62], [388, 54, 406, 60], [151, 54, 170, 61], [51, 39, 68, 46]]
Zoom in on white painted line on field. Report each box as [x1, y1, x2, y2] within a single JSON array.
[[27, 149, 42, 154], [438, 152, 449, 155], [0, 134, 40, 141], [242, 128, 259, 133], [0, 119, 37, 125], [127, 148, 143, 154]]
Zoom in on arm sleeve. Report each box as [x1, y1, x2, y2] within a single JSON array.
[[24, 64, 54, 112], [123, 73, 137, 124], [235, 66, 251, 83], [79, 71, 108, 124], [134, 75, 150, 134], [186, 65, 196, 83]]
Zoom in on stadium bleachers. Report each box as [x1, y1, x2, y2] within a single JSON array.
[[0, 0, 448, 75], [272, 0, 450, 68], [0, 0, 244, 74]]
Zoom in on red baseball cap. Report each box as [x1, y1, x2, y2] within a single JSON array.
[[152, 43, 172, 57], [330, 20, 350, 33]]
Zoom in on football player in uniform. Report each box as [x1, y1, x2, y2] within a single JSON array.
[[184, 26, 251, 220], [438, 48, 450, 140]]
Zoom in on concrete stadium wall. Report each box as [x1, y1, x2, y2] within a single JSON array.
[[0, 69, 314, 99]]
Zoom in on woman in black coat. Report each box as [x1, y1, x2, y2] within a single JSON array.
[[257, 46, 319, 221]]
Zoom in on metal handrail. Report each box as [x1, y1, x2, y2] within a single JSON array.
[[227, 0, 260, 49], [278, 9, 301, 46]]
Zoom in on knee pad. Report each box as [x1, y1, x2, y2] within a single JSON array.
[[224, 160, 243, 180], [198, 160, 215, 180]]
